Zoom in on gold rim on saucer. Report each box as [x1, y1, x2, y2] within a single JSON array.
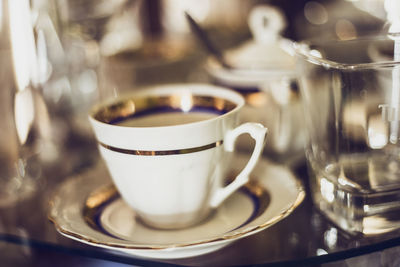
[[48, 154, 305, 257]]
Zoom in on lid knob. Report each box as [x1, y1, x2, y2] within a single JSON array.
[[248, 5, 286, 44], [385, 0, 400, 34]]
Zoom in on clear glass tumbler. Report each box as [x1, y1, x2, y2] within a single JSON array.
[[296, 36, 400, 235]]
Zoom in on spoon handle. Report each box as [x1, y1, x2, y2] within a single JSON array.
[[185, 12, 231, 69]]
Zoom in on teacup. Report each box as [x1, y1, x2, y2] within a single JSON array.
[[89, 83, 267, 229]]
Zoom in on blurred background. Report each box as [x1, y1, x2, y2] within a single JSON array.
[[0, 0, 389, 199], [56, 0, 387, 99], [93, 0, 386, 92], [0, 0, 391, 190]]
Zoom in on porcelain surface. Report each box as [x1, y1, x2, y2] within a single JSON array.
[[49, 153, 304, 259]]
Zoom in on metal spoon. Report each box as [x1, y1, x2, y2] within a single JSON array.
[[184, 11, 232, 69]]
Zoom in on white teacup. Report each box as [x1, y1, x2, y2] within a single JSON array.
[[89, 84, 267, 229]]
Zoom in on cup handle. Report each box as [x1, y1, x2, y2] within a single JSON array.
[[210, 122, 268, 208]]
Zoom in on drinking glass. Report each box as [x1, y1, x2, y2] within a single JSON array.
[[296, 35, 400, 235], [0, 0, 61, 204]]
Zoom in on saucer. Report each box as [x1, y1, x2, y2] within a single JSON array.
[[49, 153, 304, 259]]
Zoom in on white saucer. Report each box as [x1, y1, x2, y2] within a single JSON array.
[[49, 153, 304, 259]]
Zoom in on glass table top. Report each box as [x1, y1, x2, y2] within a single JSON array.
[[1, 142, 400, 267]]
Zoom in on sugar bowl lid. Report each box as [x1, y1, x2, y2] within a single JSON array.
[[226, 5, 295, 72], [207, 5, 296, 86]]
